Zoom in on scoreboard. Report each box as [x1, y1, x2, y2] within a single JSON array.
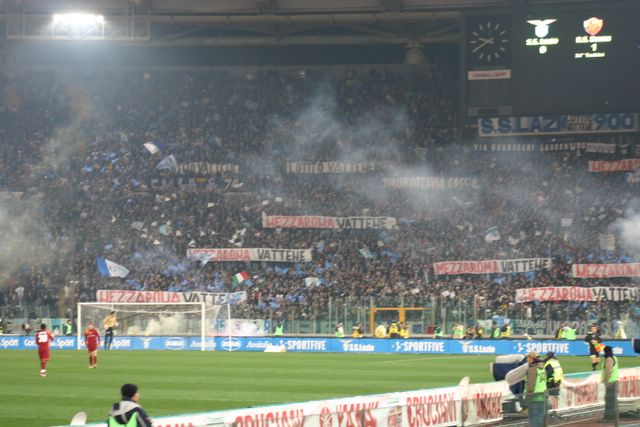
[[465, 3, 640, 117]]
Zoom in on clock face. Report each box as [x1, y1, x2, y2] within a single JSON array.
[[468, 19, 510, 65]]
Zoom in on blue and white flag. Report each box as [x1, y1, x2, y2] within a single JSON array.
[[155, 154, 178, 171], [358, 247, 374, 259], [96, 257, 130, 278], [144, 142, 160, 154], [484, 226, 501, 242]]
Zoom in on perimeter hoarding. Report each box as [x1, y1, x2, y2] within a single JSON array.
[[1, 337, 636, 356]]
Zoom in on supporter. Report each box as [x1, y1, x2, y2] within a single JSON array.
[[0, 64, 636, 336]]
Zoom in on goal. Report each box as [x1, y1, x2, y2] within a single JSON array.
[[77, 302, 221, 351]]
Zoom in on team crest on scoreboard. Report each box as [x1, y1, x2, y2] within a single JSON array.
[[527, 19, 556, 38], [583, 17, 603, 36]]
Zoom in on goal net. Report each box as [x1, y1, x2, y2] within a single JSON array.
[[77, 302, 221, 351]]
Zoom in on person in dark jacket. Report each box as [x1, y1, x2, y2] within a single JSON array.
[[108, 384, 152, 427], [585, 323, 603, 371]]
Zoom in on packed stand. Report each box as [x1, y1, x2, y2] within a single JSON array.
[[0, 63, 638, 334]]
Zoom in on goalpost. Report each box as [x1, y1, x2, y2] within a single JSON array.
[[77, 302, 221, 351]]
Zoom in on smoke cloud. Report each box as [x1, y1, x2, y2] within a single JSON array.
[[615, 201, 640, 257], [126, 314, 187, 336]]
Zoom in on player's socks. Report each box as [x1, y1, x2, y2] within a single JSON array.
[[41, 361, 46, 370], [94, 356, 98, 367], [592, 363, 597, 370]]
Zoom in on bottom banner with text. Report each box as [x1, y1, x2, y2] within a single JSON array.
[[51, 368, 640, 427]]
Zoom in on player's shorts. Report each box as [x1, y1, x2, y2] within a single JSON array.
[[589, 345, 600, 356], [86, 346, 98, 352], [38, 349, 50, 361]]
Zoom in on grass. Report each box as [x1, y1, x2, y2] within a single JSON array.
[[0, 350, 634, 427]]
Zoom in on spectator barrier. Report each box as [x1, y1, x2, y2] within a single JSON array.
[[49, 368, 640, 427]]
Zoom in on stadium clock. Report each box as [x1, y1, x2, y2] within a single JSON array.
[[467, 17, 511, 66]]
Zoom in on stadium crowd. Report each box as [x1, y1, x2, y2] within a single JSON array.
[[0, 62, 638, 334]]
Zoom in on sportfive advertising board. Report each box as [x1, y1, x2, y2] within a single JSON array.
[[2, 337, 636, 355]]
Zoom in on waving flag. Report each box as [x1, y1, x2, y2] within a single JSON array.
[[484, 226, 501, 242], [155, 154, 178, 171], [143, 142, 160, 154], [232, 271, 250, 285], [96, 257, 130, 278]]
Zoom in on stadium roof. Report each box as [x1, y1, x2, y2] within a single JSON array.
[[0, 0, 613, 45]]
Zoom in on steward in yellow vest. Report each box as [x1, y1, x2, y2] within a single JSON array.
[[274, 323, 284, 336], [491, 322, 500, 339], [526, 352, 547, 395], [399, 322, 409, 338], [352, 323, 363, 338], [433, 325, 444, 338], [108, 384, 152, 427], [452, 322, 464, 339], [543, 352, 563, 395], [388, 321, 399, 338], [564, 324, 577, 340], [500, 322, 511, 338], [601, 346, 619, 422]]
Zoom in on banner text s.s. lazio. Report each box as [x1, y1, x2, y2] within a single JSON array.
[[478, 113, 638, 137]]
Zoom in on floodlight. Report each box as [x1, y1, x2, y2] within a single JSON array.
[[51, 13, 104, 27], [51, 12, 105, 39]]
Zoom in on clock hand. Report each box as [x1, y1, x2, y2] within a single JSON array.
[[478, 37, 495, 44], [472, 39, 491, 53]]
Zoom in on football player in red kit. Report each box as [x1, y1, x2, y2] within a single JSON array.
[[84, 322, 101, 368], [36, 323, 54, 377]]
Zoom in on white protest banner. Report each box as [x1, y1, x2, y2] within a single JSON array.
[[262, 213, 396, 230], [554, 368, 640, 413], [285, 161, 376, 174], [586, 143, 617, 154], [434, 258, 552, 275], [226, 387, 461, 427], [399, 387, 460, 427], [175, 162, 239, 175], [541, 142, 586, 152], [572, 263, 640, 278], [515, 287, 639, 303], [187, 248, 313, 263], [474, 142, 619, 153], [588, 159, 640, 173], [556, 373, 602, 412], [382, 177, 479, 190], [618, 368, 640, 402], [459, 381, 510, 425], [96, 290, 247, 305], [64, 370, 640, 427]]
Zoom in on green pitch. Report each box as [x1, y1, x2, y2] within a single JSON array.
[[0, 351, 631, 427]]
